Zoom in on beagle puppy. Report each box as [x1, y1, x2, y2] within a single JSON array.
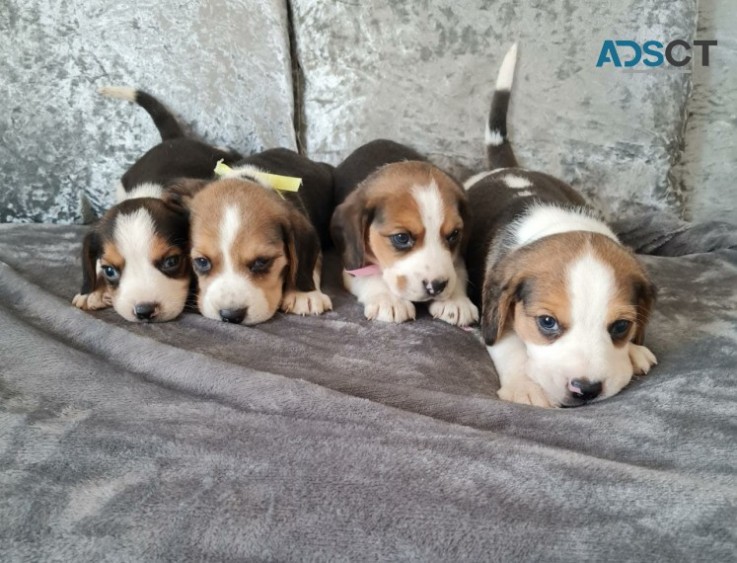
[[72, 198, 192, 322], [169, 148, 334, 325], [465, 45, 657, 407], [72, 87, 239, 322], [331, 140, 479, 326]]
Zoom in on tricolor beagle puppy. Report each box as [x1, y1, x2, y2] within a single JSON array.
[[465, 45, 657, 407], [168, 149, 334, 325], [72, 87, 239, 322], [331, 140, 479, 326]]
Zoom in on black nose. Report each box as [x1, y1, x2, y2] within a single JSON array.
[[219, 308, 246, 324], [424, 278, 448, 296], [569, 379, 603, 402], [134, 302, 158, 321]]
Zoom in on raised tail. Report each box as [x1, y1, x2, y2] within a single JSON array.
[[99, 86, 185, 141], [486, 43, 518, 170]]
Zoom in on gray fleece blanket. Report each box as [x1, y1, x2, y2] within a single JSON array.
[[1, 214, 736, 562]]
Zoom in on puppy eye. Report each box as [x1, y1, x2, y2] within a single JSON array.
[[608, 319, 632, 339], [389, 233, 414, 250], [193, 256, 212, 274], [536, 315, 560, 335], [250, 257, 273, 273], [160, 254, 181, 272], [102, 265, 120, 282], [446, 229, 461, 244]]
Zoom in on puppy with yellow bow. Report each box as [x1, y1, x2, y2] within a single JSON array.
[[168, 149, 335, 325]]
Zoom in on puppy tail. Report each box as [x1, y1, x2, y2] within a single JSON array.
[[99, 86, 185, 141], [486, 43, 519, 170]]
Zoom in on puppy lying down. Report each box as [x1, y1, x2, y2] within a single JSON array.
[[464, 45, 657, 407], [168, 148, 335, 325], [331, 140, 479, 326], [73, 87, 240, 322]]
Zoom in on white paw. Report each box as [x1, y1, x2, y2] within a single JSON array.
[[429, 296, 479, 327], [364, 293, 416, 323], [629, 343, 657, 375], [281, 289, 332, 316], [72, 290, 111, 311], [498, 378, 553, 408]]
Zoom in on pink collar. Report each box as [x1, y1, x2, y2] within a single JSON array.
[[346, 264, 382, 277]]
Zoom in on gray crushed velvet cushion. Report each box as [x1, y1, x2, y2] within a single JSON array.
[[291, 0, 697, 218], [0, 0, 296, 224]]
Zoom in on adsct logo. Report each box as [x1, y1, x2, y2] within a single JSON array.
[[596, 39, 718, 71]]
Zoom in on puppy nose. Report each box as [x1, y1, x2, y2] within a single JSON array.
[[219, 308, 246, 324], [134, 302, 158, 321], [424, 278, 448, 296], [568, 378, 603, 402]]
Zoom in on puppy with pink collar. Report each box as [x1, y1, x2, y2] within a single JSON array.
[[331, 140, 478, 326]]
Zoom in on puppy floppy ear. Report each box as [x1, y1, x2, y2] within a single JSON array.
[[330, 190, 372, 271], [481, 261, 524, 345], [283, 209, 321, 292], [632, 278, 657, 345], [163, 178, 210, 210], [79, 230, 102, 295]]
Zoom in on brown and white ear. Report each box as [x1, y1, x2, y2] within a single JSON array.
[[330, 190, 371, 271], [481, 263, 523, 345], [632, 278, 657, 345], [283, 209, 321, 292], [163, 178, 211, 210], [79, 230, 102, 296]]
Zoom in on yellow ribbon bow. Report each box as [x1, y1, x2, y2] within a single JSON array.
[[214, 159, 302, 198]]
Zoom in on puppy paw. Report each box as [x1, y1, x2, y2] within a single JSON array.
[[364, 293, 416, 323], [629, 343, 657, 375], [498, 379, 552, 408], [281, 289, 332, 316], [429, 296, 479, 327], [72, 290, 111, 311]]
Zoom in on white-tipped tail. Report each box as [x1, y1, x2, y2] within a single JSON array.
[[98, 86, 136, 102], [495, 43, 517, 91], [485, 43, 520, 168]]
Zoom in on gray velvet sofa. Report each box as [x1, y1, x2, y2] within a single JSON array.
[[2, 1, 736, 561]]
